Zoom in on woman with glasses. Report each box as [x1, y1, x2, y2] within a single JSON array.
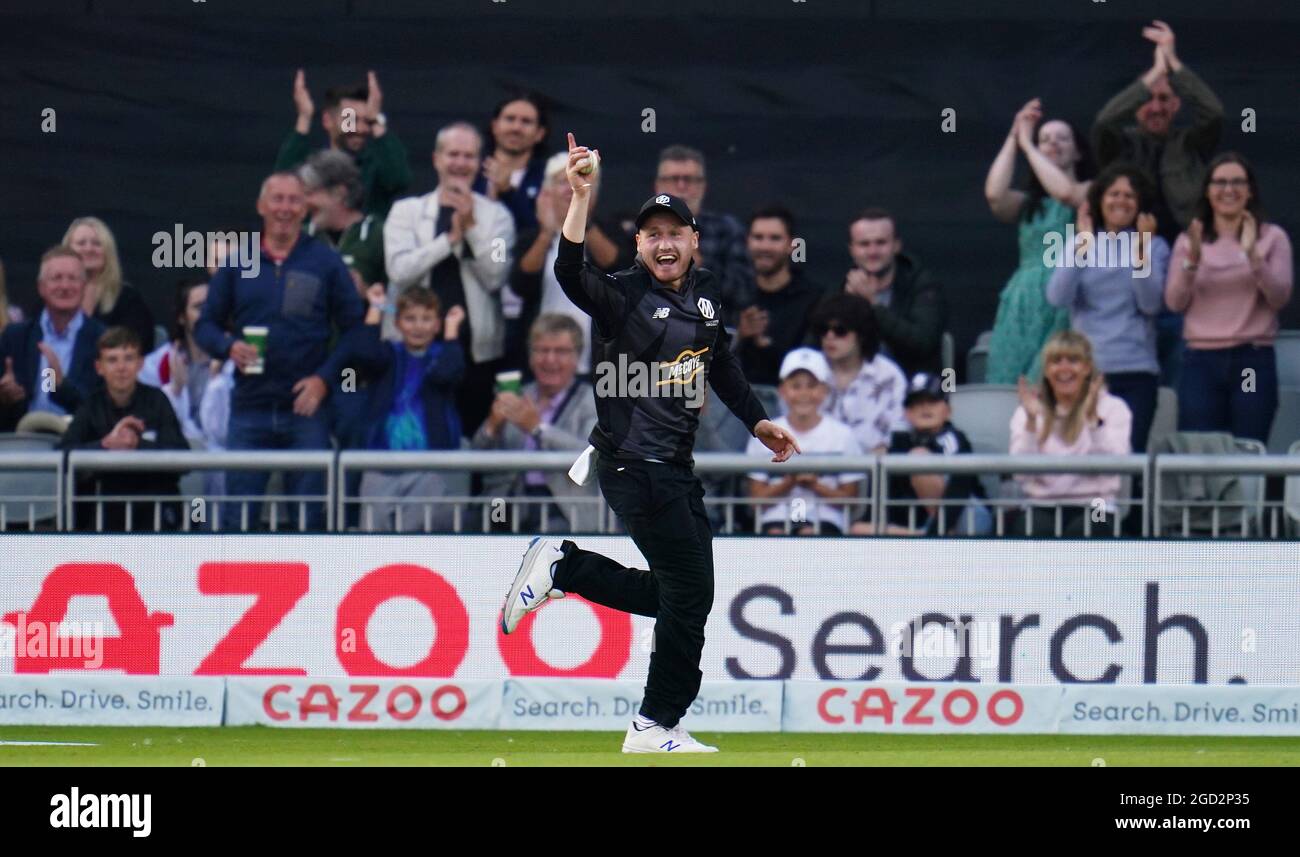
[[1165, 152, 1293, 442]]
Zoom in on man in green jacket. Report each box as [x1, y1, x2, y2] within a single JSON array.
[[275, 69, 412, 218], [1092, 20, 1223, 387], [1092, 20, 1223, 243]]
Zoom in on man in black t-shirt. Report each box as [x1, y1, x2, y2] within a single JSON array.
[[733, 206, 824, 386], [500, 133, 800, 754]]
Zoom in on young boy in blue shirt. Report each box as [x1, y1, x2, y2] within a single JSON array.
[[354, 284, 465, 530]]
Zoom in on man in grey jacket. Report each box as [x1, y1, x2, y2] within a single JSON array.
[[472, 313, 600, 532]]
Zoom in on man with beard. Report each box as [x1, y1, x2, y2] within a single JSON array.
[[275, 70, 412, 217], [843, 208, 947, 377], [500, 133, 800, 754], [733, 206, 825, 386], [472, 91, 551, 231]]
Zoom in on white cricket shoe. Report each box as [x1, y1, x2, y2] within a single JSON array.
[[621, 716, 719, 754], [500, 537, 566, 634]]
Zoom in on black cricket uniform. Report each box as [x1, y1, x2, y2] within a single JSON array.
[[550, 234, 768, 729]]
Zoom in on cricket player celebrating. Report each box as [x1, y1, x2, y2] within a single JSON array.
[[501, 133, 800, 753]]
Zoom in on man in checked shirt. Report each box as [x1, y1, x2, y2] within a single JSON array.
[[500, 133, 800, 754]]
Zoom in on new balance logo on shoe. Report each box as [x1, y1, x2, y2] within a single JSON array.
[[660, 740, 681, 751], [519, 585, 534, 604]]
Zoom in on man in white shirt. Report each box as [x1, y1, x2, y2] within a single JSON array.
[[385, 121, 515, 434]]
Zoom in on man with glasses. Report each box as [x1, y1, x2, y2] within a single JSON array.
[[654, 145, 753, 325], [473, 313, 600, 532]]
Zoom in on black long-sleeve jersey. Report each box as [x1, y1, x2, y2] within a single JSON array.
[[554, 236, 768, 465]]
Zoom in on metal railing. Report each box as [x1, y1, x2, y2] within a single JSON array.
[[0, 452, 64, 531], [1153, 454, 1297, 539], [879, 453, 1148, 537], [0, 449, 1297, 538], [64, 450, 334, 533]]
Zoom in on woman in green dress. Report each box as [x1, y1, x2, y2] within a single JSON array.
[[984, 99, 1092, 384]]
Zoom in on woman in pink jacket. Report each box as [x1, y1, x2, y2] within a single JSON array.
[[1165, 152, 1294, 443], [1010, 330, 1132, 536]]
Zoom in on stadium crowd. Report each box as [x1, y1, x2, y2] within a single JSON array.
[[0, 21, 1292, 535]]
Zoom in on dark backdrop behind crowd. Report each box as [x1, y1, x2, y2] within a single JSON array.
[[3, 0, 1296, 376]]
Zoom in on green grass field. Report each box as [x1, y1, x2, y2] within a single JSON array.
[[1, 727, 1298, 766]]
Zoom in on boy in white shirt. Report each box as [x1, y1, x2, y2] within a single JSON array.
[[746, 348, 864, 535]]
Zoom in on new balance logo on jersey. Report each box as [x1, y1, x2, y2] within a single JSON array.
[[696, 297, 715, 319], [652, 307, 670, 319]]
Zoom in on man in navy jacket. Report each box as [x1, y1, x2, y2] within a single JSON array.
[[195, 171, 366, 530], [0, 247, 105, 432]]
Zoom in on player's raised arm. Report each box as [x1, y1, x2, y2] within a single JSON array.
[[562, 131, 598, 244]]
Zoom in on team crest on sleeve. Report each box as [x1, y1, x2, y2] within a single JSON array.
[[697, 297, 715, 319]]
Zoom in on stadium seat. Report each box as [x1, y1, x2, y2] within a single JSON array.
[[949, 384, 1019, 454], [1275, 330, 1300, 388], [0, 432, 61, 529], [1233, 437, 1268, 536], [1286, 440, 1300, 537], [1267, 385, 1300, 453], [751, 383, 782, 419], [966, 330, 993, 383], [949, 383, 1019, 501], [1147, 386, 1178, 452]]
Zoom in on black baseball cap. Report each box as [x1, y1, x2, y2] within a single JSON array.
[[635, 193, 698, 231], [904, 372, 948, 406]]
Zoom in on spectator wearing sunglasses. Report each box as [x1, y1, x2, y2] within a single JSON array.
[[810, 293, 907, 455]]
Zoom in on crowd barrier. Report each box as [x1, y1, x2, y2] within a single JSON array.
[[1, 449, 1298, 537]]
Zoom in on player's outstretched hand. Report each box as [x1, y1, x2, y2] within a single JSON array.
[[754, 419, 801, 463]]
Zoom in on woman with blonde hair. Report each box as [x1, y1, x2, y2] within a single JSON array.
[[1009, 330, 1132, 536], [62, 216, 156, 350]]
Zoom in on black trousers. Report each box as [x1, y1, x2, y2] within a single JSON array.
[[1104, 370, 1159, 453], [553, 456, 713, 729]]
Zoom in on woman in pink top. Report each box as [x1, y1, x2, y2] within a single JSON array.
[[1009, 331, 1133, 536], [1165, 152, 1294, 443]]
